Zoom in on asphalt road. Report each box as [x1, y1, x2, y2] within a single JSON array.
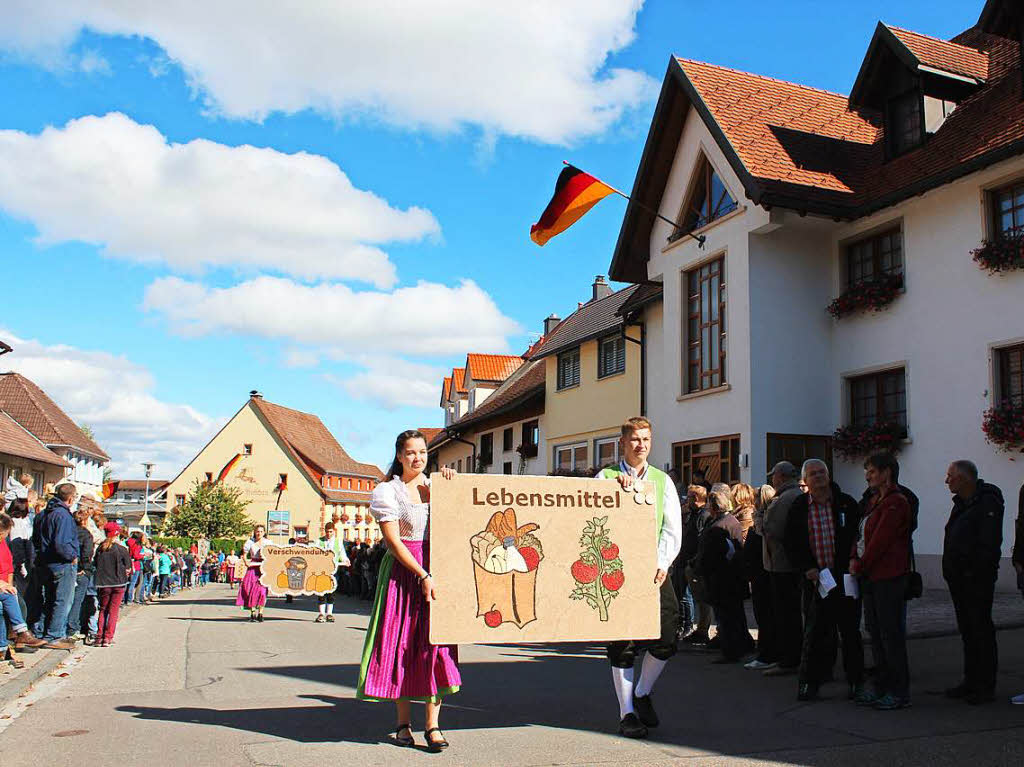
[[1, 584, 1023, 766]]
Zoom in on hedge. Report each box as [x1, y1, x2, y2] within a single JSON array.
[[150, 537, 246, 555]]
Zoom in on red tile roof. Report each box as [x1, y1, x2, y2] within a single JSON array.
[[250, 397, 384, 486], [110, 479, 170, 492], [0, 410, 73, 468], [451, 368, 466, 394], [465, 353, 524, 384], [887, 25, 989, 81], [0, 373, 109, 460], [610, 18, 1024, 282], [440, 376, 452, 405], [323, 489, 374, 505], [418, 427, 443, 445]]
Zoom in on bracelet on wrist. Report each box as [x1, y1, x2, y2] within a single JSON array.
[[418, 572, 432, 583]]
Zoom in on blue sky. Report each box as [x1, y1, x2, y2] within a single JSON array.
[[0, 1, 980, 477]]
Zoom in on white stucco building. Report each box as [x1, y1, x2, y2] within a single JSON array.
[[610, 0, 1024, 588]]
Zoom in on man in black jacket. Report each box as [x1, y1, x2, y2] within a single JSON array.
[[784, 460, 863, 702], [942, 460, 1003, 705]]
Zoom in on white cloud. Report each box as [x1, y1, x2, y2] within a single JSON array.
[[143, 275, 521, 357], [0, 1, 656, 145], [0, 113, 439, 286], [77, 49, 110, 75], [327, 358, 446, 411], [0, 329, 223, 479]]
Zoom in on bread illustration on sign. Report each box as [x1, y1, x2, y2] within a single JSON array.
[[469, 508, 543, 629]]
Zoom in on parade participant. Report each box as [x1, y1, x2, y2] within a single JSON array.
[[315, 521, 349, 623], [236, 525, 269, 622], [356, 430, 460, 753], [598, 417, 682, 740]]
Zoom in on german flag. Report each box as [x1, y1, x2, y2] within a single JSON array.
[[216, 453, 242, 483], [102, 481, 119, 500], [530, 165, 616, 246]]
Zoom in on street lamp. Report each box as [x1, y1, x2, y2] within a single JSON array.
[[142, 462, 154, 534]]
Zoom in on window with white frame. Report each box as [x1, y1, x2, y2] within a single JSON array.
[[554, 443, 588, 472], [595, 437, 619, 468], [557, 347, 580, 390], [597, 333, 625, 378]]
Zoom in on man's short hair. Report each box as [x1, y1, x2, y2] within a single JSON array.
[[864, 452, 900, 482], [801, 458, 829, 480], [769, 461, 799, 480], [621, 416, 651, 438], [56, 483, 76, 502], [951, 459, 978, 481]]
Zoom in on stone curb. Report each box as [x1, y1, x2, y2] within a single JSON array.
[[0, 601, 143, 708]]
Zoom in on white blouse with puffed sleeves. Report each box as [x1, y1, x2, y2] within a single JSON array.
[[369, 476, 430, 542]]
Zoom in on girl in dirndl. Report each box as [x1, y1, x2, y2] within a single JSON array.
[[357, 430, 460, 753], [236, 524, 268, 622]]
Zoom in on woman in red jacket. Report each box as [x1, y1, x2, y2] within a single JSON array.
[[850, 452, 912, 711]]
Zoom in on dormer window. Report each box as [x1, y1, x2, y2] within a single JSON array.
[[673, 155, 737, 240], [888, 90, 922, 155]]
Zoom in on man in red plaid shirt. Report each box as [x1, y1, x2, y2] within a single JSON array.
[[784, 459, 863, 702]]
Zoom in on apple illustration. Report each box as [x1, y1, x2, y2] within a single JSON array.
[[519, 546, 541, 571], [484, 606, 502, 628], [602, 570, 625, 592], [571, 559, 598, 584], [600, 544, 619, 561]]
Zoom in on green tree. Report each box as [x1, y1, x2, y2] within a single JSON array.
[[161, 479, 251, 539]]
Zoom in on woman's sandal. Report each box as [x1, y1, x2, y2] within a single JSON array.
[[425, 727, 449, 752], [394, 723, 415, 747]]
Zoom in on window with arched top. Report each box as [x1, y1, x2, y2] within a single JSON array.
[[674, 155, 737, 238]]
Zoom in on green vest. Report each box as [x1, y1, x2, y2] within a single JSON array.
[[600, 463, 667, 537]]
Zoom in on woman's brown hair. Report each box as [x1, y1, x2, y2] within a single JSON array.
[[385, 429, 427, 480]]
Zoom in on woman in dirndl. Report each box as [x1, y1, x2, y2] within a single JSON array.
[[357, 430, 460, 752], [236, 524, 268, 622]]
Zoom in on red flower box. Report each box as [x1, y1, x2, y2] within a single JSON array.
[[827, 273, 903, 320], [972, 234, 1024, 274], [832, 421, 907, 460], [981, 400, 1024, 452]]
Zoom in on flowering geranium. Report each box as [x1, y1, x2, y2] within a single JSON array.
[[832, 421, 907, 460], [972, 233, 1024, 274], [827, 273, 903, 320], [981, 400, 1024, 452]]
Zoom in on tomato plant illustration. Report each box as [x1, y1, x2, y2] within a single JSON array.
[[569, 516, 624, 621]]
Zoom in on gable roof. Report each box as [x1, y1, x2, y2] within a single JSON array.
[[0, 372, 109, 460], [250, 396, 383, 483], [0, 410, 73, 468], [451, 368, 467, 395], [886, 25, 989, 81], [610, 15, 1024, 282], [440, 376, 452, 407], [464, 353, 524, 384], [528, 284, 641, 360], [418, 427, 444, 446]]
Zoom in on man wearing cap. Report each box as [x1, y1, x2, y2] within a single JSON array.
[[762, 461, 805, 675], [598, 416, 682, 739]]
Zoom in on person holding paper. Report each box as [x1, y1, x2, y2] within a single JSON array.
[[849, 452, 912, 710], [783, 459, 862, 702]]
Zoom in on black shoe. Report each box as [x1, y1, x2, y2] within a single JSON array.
[[618, 713, 648, 739], [394, 723, 414, 747], [633, 694, 659, 727], [706, 636, 721, 650], [797, 683, 819, 702], [424, 727, 449, 752], [256, 613, 264, 622], [965, 690, 995, 705], [683, 631, 709, 645], [945, 683, 971, 699]]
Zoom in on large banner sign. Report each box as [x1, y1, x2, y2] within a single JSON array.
[[429, 474, 659, 645], [259, 545, 337, 596]]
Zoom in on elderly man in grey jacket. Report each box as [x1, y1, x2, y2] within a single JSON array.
[[761, 461, 806, 674]]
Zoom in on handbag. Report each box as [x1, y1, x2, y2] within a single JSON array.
[[904, 544, 923, 600]]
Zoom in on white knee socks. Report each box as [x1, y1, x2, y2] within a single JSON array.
[[318, 603, 327, 616], [326, 603, 334, 615], [634, 653, 668, 698], [611, 666, 635, 719]]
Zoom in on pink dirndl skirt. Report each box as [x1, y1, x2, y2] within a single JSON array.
[[357, 540, 461, 702], [236, 564, 268, 608]]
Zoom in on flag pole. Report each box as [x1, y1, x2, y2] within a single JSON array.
[[563, 161, 705, 247]]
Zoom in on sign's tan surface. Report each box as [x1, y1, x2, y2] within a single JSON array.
[[429, 474, 659, 645], [259, 545, 337, 596]]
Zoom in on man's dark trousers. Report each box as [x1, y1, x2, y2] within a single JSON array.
[[799, 581, 863, 687], [771, 571, 803, 668], [947, 574, 998, 694]]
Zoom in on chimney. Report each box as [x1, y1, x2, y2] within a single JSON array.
[[249, 390, 263, 399], [543, 314, 561, 335], [591, 275, 612, 302]]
